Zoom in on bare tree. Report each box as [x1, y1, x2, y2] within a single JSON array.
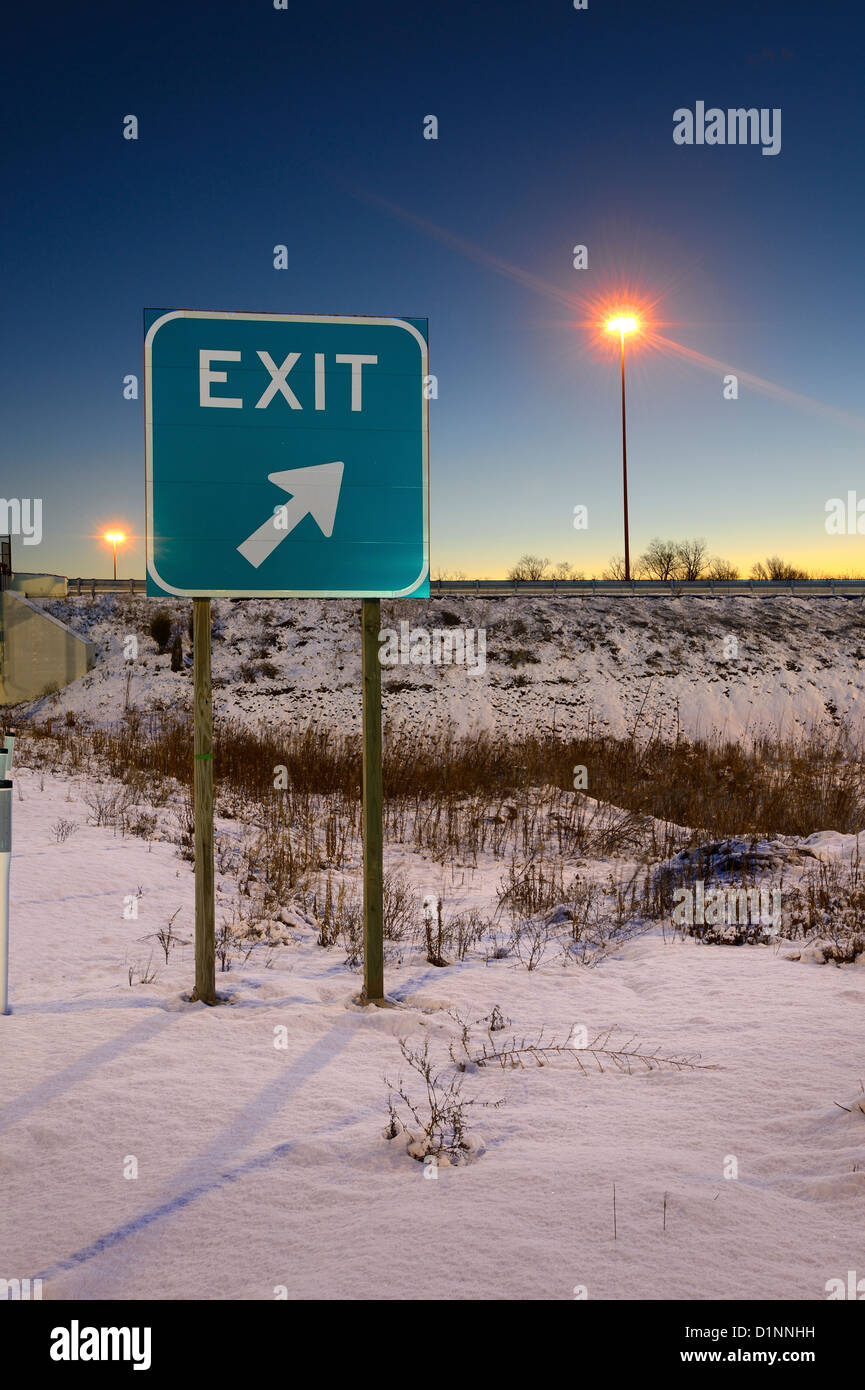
[[636, 538, 680, 580], [602, 555, 628, 580], [673, 538, 709, 580], [707, 557, 739, 580], [552, 560, 583, 580], [751, 556, 809, 581], [507, 554, 550, 581]]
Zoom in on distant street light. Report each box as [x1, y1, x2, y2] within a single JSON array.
[[104, 531, 125, 581], [605, 315, 639, 581]]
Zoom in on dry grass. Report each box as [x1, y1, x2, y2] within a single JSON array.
[[20, 711, 865, 844], [14, 712, 865, 968]]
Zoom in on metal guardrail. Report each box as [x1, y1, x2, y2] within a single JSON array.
[[428, 578, 865, 597], [65, 577, 865, 598], [70, 578, 145, 594]]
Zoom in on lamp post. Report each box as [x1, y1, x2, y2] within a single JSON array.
[[605, 317, 638, 581], [104, 531, 125, 581]]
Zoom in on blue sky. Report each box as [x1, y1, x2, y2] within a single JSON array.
[[2, 0, 863, 579]]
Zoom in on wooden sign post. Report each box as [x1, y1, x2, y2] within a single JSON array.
[[191, 598, 216, 1004], [361, 598, 384, 1003]]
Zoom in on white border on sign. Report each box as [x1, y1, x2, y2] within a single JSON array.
[[144, 309, 430, 598]]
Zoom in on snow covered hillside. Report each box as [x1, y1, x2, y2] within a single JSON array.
[[18, 592, 865, 741]]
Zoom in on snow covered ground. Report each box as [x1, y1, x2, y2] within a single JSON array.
[[21, 591, 865, 741], [2, 765, 864, 1301]]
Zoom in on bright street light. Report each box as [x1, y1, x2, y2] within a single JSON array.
[[605, 314, 641, 580], [606, 316, 638, 336], [104, 530, 126, 581]]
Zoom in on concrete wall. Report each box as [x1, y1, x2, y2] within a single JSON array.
[[7, 573, 68, 597], [0, 591, 95, 704]]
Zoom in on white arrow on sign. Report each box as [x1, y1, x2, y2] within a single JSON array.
[[236, 461, 344, 569]]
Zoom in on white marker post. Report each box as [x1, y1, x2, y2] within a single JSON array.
[[0, 777, 12, 1015], [4, 730, 14, 772]]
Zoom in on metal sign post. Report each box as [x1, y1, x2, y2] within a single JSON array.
[[0, 778, 12, 1015], [0, 536, 11, 591]]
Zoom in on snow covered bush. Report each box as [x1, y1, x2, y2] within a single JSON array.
[[782, 856, 865, 961]]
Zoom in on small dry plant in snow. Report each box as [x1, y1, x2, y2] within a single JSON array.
[[50, 817, 78, 843], [384, 1036, 503, 1165], [383, 1008, 710, 1167], [449, 1020, 710, 1074]]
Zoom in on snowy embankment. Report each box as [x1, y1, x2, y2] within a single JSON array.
[[19, 592, 865, 741], [1, 766, 863, 1301]]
